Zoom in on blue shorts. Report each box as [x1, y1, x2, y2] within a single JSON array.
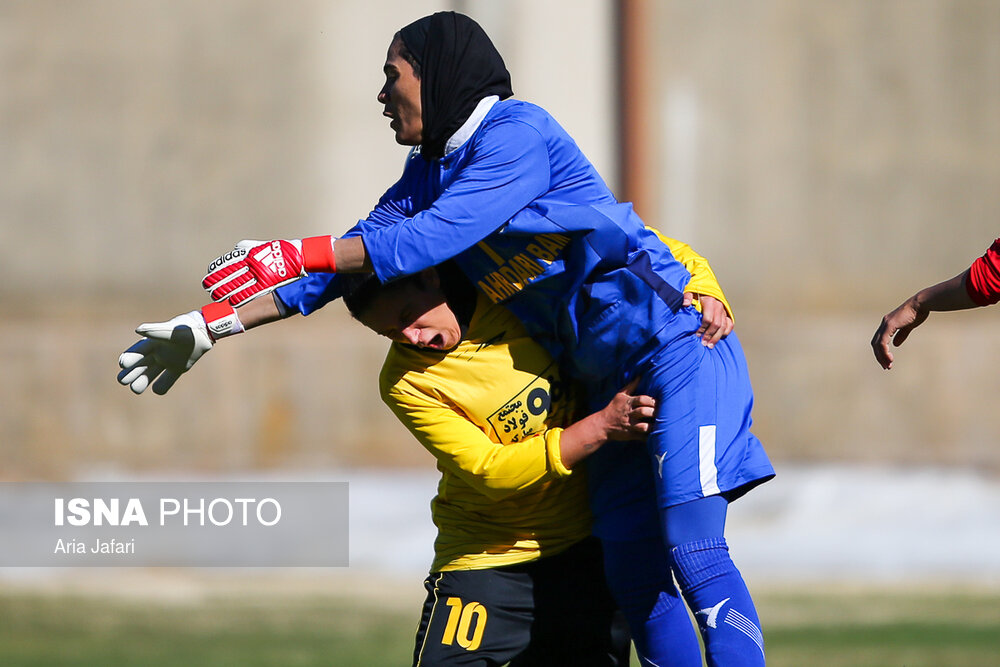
[[586, 320, 774, 540]]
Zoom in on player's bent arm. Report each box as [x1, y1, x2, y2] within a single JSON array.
[[361, 120, 551, 283], [648, 229, 734, 346], [204, 124, 547, 302], [382, 381, 562, 502], [382, 377, 654, 500], [559, 380, 655, 469], [332, 236, 371, 273], [649, 228, 734, 320]]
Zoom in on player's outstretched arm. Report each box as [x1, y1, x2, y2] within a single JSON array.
[[874, 239, 1000, 369], [117, 296, 285, 395], [202, 236, 370, 306], [871, 270, 976, 370]]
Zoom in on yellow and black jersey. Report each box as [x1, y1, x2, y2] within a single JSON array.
[[381, 294, 590, 572]]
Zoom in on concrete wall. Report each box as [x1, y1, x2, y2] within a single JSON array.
[[2, 1, 999, 478], [646, 0, 1000, 467]]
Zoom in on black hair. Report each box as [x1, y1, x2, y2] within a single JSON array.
[[341, 261, 477, 327], [340, 271, 392, 320]]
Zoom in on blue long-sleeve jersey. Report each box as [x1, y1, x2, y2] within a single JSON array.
[[277, 98, 693, 384]]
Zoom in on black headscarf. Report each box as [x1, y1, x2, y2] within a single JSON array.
[[398, 12, 513, 161]]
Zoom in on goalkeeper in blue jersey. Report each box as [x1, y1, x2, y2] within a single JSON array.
[[121, 11, 773, 666]]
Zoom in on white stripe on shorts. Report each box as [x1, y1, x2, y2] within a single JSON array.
[[699, 425, 721, 496]]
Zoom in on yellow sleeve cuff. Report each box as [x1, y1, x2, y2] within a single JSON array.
[[544, 429, 573, 477], [646, 228, 735, 322]]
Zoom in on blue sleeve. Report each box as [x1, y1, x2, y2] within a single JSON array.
[[277, 120, 552, 311], [363, 118, 551, 283], [274, 225, 372, 315], [274, 186, 408, 315], [275, 273, 343, 316]]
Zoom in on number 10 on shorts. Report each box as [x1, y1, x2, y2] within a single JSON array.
[[441, 597, 488, 651]]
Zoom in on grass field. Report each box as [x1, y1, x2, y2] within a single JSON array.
[[1, 577, 998, 666]]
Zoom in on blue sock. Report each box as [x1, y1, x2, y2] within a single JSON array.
[[630, 586, 703, 667], [602, 537, 702, 667], [670, 537, 765, 667]]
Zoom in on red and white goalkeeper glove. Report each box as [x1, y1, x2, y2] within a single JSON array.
[[202, 236, 337, 306], [117, 302, 243, 395]]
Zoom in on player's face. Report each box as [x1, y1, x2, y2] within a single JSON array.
[[378, 37, 423, 146], [358, 276, 463, 351]]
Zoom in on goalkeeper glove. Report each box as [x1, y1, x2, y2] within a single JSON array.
[[202, 236, 337, 306], [117, 302, 243, 395]]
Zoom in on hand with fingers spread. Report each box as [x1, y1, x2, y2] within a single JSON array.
[[117, 303, 243, 395], [597, 378, 657, 442], [557, 378, 656, 469]]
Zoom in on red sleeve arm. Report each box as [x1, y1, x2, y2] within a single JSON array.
[[966, 238, 1000, 306]]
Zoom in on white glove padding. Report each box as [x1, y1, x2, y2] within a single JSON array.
[[117, 311, 214, 395]]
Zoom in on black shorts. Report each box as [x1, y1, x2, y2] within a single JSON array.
[[412, 537, 630, 666]]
